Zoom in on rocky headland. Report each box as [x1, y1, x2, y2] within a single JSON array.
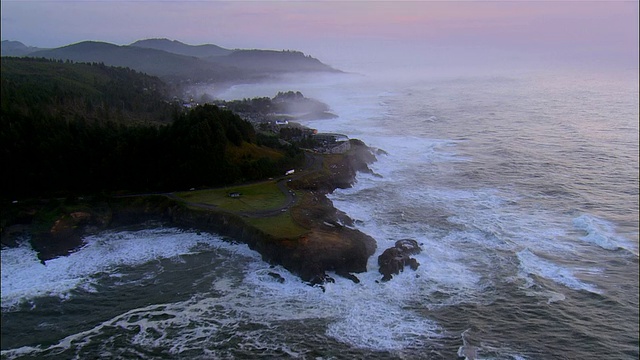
[[1, 139, 381, 285]]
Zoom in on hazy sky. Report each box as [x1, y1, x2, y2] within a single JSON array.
[[1, 1, 638, 73]]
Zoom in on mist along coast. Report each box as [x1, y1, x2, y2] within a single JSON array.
[[1, 136, 386, 286], [2, 71, 638, 359]]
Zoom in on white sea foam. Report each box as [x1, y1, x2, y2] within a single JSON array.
[[242, 261, 445, 351], [325, 295, 440, 351], [1, 221, 449, 356], [0, 228, 245, 310], [331, 192, 494, 310], [2, 257, 446, 358], [457, 328, 534, 360], [331, 161, 587, 293], [572, 214, 635, 252], [516, 248, 602, 295], [336, 151, 613, 303]]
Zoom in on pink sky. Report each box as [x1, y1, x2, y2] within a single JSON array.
[[1, 1, 638, 72]]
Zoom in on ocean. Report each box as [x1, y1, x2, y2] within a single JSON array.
[[2, 68, 638, 359]]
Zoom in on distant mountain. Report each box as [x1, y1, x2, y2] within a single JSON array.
[[130, 38, 232, 58], [206, 49, 339, 73], [27, 41, 247, 83], [1, 40, 47, 56], [14, 39, 341, 84], [130, 39, 340, 74]]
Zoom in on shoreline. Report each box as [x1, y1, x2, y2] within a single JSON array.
[[1, 139, 379, 285]]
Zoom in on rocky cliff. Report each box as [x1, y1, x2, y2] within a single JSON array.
[[1, 140, 379, 285]]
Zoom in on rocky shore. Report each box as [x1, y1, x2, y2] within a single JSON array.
[[1, 139, 381, 285]]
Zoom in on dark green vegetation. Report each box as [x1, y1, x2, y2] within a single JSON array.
[[1, 56, 174, 125], [1, 57, 305, 200], [215, 91, 332, 118]]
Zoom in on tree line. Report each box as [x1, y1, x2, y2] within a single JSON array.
[[1, 58, 304, 200], [1, 57, 175, 125]]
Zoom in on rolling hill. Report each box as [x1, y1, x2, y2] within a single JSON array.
[[10, 39, 340, 84], [130, 38, 232, 58], [26, 41, 246, 83], [1, 40, 47, 56], [206, 49, 338, 73]]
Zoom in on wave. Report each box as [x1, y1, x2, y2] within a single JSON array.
[[516, 248, 602, 295], [2, 227, 450, 358], [0, 228, 250, 311], [573, 214, 637, 253]]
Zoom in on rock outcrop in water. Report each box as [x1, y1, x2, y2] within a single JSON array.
[[377, 239, 422, 281]]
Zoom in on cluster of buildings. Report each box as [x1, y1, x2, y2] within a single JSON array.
[[311, 133, 351, 154], [174, 97, 351, 154]]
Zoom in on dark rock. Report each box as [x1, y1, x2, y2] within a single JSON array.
[[378, 239, 422, 281], [1, 224, 29, 248], [268, 272, 285, 283], [336, 270, 361, 284], [394, 239, 421, 255], [407, 258, 419, 271], [307, 272, 334, 287], [31, 212, 94, 262]]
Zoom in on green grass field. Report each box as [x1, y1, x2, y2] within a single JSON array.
[[175, 181, 286, 212], [245, 212, 309, 239], [175, 180, 310, 238]]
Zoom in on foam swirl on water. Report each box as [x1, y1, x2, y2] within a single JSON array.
[[516, 248, 602, 295], [573, 214, 636, 253], [1, 228, 238, 311]]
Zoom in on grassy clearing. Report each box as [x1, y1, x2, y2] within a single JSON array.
[[175, 181, 286, 212], [245, 212, 308, 239]]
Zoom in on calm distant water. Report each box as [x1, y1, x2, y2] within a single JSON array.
[[2, 69, 638, 359]]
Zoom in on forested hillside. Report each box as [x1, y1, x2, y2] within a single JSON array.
[[1, 57, 174, 124], [1, 58, 304, 199]]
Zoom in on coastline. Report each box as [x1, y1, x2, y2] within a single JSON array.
[[1, 139, 379, 285]]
